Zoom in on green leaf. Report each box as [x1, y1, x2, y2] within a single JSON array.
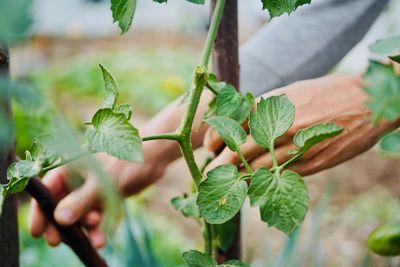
[[86, 109, 143, 162], [248, 168, 308, 235], [261, 0, 311, 19], [379, 131, 400, 155], [30, 134, 60, 166], [217, 260, 250, 267], [390, 54, 400, 64], [5, 161, 39, 194], [171, 193, 200, 218], [206, 116, 247, 152], [369, 35, 400, 59], [15, 160, 41, 178], [364, 61, 400, 122], [293, 123, 343, 153], [213, 218, 238, 252], [197, 165, 247, 224], [111, 0, 137, 34], [115, 103, 133, 120], [182, 250, 217, 267], [249, 95, 295, 150], [100, 64, 119, 109], [215, 85, 254, 123], [0, 0, 31, 43], [153, 0, 205, 4]]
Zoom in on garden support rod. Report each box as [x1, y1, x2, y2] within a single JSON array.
[[211, 0, 242, 262], [0, 45, 19, 267]]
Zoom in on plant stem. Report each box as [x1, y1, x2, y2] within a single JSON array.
[[142, 133, 181, 142], [279, 152, 304, 171], [177, 0, 226, 187], [200, 0, 226, 67], [205, 222, 214, 256], [269, 142, 278, 168], [42, 151, 92, 172], [237, 149, 252, 173], [206, 81, 219, 95]]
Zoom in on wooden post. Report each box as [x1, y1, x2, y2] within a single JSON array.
[[0, 46, 19, 267], [211, 0, 241, 262]]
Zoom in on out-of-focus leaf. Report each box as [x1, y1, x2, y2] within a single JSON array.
[[171, 193, 200, 218], [379, 131, 400, 155], [0, 0, 32, 42], [369, 35, 400, 62], [213, 218, 238, 252], [261, 0, 311, 19], [182, 250, 217, 267], [111, 0, 137, 34]]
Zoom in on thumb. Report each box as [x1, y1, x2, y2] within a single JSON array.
[[54, 177, 99, 226]]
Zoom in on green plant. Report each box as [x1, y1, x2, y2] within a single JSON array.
[[0, 0, 351, 266]]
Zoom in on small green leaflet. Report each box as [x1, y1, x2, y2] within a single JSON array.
[[215, 85, 254, 124], [249, 95, 295, 150], [115, 103, 133, 120], [293, 123, 343, 153], [217, 260, 250, 267], [153, 0, 205, 4], [4, 160, 41, 195], [30, 134, 60, 166], [379, 131, 400, 155], [171, 193, 200, 218], [86, 108, 143, 162], [248, 168, 308, 235], [182, 250, 217, 267], [197, 164, 247, 224], [213, 219, 238, 252], [364, 61, 400, 122], [100, 64, 119, 109], [262, 0, 311, 19], [111, 0, 136, 34], [369, 35, 400, 63], [206, 116, 247, 152]]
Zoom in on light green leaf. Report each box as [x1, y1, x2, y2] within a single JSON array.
[[206, 116, 247, 152], [5, 161, 39, 194], [111, 0, 137, 34], [248, 168, 308, 235], [293, 123, 343, 153], [379, 131, 400, 155], [15, 160, 41, 178], [213, 218, 238, 252], [217, 260, 250, 267], [369, 35, 400, 60], [30, 134, 60, 166], [171, 193, 200, 218], [115, 103, 133, 120], [215, 85, 255, 123], [364, 61, 400, 122], [197, 165, 247, 224], [261, 0, 311, 19], [86, 109, 143, 162], [100, 64, 119, 109], [182, 250, 217, 267], [249, 95, 295, 150]]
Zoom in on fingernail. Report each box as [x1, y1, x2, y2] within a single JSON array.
[[58, 209, 73, 223]]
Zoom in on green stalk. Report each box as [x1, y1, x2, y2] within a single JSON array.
[[142, 133, 181, 142], [278, 151, 304, 172], [237, 149, 252, 173], [205, 222, 214, 256], [206, 81, 219, 95], [269, 142, 278, 168]]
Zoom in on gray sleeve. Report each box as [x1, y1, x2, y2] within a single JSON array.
[[240, 0, 390, 96]]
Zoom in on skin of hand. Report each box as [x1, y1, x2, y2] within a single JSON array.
[[28, 91, 214, 248], [204, 73, 400, 175]]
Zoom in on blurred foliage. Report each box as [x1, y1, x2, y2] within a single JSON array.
[[19, 199, 191, 267], [0, 0, 32, 43]]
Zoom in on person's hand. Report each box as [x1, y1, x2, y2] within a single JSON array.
[[204, 74, 400, 176]]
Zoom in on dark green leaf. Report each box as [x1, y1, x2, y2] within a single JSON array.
[[111, 0, 137, 34], [390, 54, 400, 64], [86, 109, 143, 162], [379, 131, 400, 155], [100, 64, 119, 109], [249, 95, 295, 150], [171, 193, 200, 218], [217, 260, 250, 267], [215, 85, 254, 123], [293, 123, 343, 153], [364, 61, 400, 122], [248, 168, 308, 235], [197, 165, 247, 224], [182, 250, 217, 267], [369, 35, 400, 57], [206, 116, 247, 152], [261, 0, 311, 19], [213, 219, 238, 252], [115, 103, 133, 120]]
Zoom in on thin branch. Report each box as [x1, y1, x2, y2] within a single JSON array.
[[206, 81, 219, 95], [237, 149, 252, 173], [142, 133, 181, 142]]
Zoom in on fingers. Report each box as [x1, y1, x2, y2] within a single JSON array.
[[54, 175, 99, 226], [43, 224, 62, 247], [204, 127, 225, 153], [29, 168, 69, 238]]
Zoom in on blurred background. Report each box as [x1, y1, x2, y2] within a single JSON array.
[[3, 0, 400, 266]]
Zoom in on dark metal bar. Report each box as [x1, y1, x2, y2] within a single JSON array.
[[210, 0, 241, 263], [0, 46, 19, 267]]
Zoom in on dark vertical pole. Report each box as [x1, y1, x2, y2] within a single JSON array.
[[211, 0, 241, 263], [0, 47, 19, 267]]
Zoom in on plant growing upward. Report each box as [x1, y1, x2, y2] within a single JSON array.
[[0, 0, 348, 266]]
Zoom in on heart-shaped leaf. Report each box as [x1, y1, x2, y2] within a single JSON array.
[[197, 164, 247, 224], [182, 250, 216, 267], [261, 0, 311, 19], [86, 108, 142, 162]]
